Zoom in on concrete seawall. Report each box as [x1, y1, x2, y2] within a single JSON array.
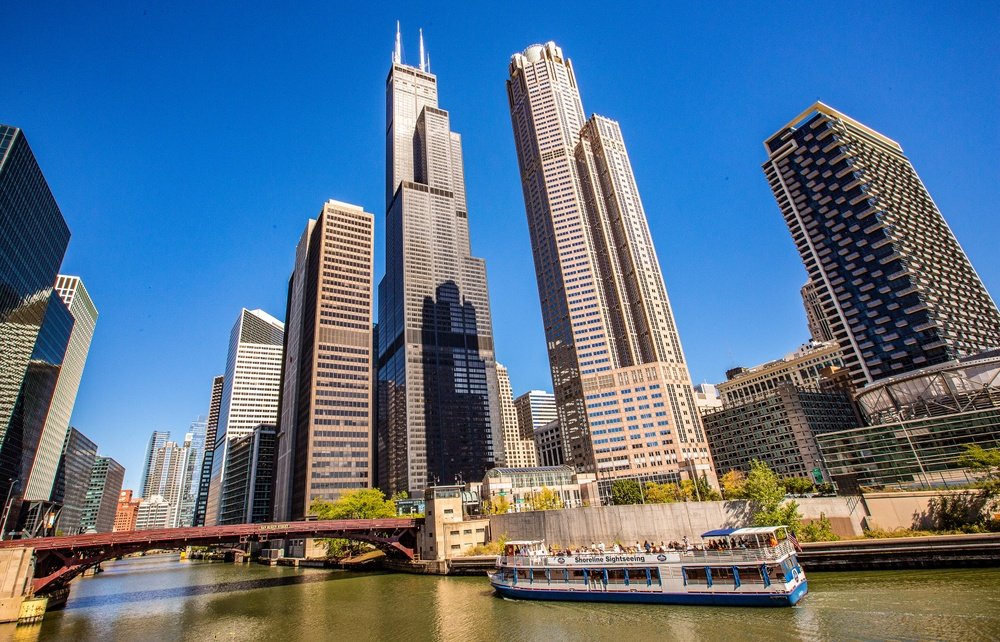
[[489, 497, 865, 546]]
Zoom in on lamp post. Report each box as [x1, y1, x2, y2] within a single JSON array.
[[1, 478, 19, 541]]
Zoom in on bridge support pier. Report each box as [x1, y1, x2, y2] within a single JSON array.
[[0, 547, 34, 624]]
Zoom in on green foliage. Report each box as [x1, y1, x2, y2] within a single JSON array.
[[323, 538, 373, 558], [643, 481, 681, 504], [720, 470, 747, 499], [610, 479, 643, 505], [680, 476, 721, 501], [780, 476, 816, 496], [390, 491, 409, 502], [309, 488, 397, 521], [745, 459, 802, 529], [927, 492, 990, 531], [959, 444, 1000, 498], [484, 495, 511, 515], [815, 482, 836, 496], [526, 486, 563, 511], [798, 513, 840, 542]]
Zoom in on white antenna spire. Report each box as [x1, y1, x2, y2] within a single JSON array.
[[427, 53, 431, 73], [393, 21, 402, 64], [419, 28, 426, 72]]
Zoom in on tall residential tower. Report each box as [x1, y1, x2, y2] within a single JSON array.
[[376, 29, 502, 494], [507, 43, 713, 493], [764, 102, 1000, 388]]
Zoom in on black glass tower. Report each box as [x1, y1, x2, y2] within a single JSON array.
[[0, 124, 72, 507]]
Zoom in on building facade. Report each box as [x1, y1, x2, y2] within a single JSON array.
[[481, 465, 596, 512], [219, 424, 276, 525], [377, 31, 502, 495], [495, 365, 538, 468], [79, 456, 125, 533], [23, 276, 98, 502], [818, 351, 1000, 489], [139, 430, 169, 499], [49, 426, 97, 535], [513, 390, 559, 466], [274, 200, 375, 521], [113, 489, 140, 532], [507, 42, 713, 489], [764, 102, 1000, 388], [205, 309, 283, 526], [718, 341, 845, 405], [0, 124, 72, 508], [135, 495, 172, 531], [193, 375, 223, 526], [692, 384, 723, 415], [800, 281, 834, 343], [703, 384, 859, 481]]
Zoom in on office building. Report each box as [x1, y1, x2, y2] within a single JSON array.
[[801, 281, 834, 343], [702, 383, 858, 481], [135, 495, 172, 531], [274, 200, 375, 521], [494, 365, 538, 468], [24, 276, 98, 502], [178, 418, 206, 527], [193, 375, 223, 526], [139, 430, 169, 498], [692, 384, 723, 415], [376, 29, 502, 494], [481, 465, 598, 511], [507, 43, 713, 493], [513, 390, 557, 465], [219, 424, 276, 525], [79, 456, 125, 533], [818, 350, 1000, 489], [205, 309, 283, 525], [144, 435, 195, 528], [113, 489, 140, 532], [718, 341, 845, 404], [49, 426, 97, 535], [764, 102, 1000, 388], [0, 124, 72, 508]]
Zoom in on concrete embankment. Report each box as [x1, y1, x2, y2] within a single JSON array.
[[798, 533, 1000, 570]]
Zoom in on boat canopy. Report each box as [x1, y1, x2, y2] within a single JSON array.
[[700, 526, 787, 538]]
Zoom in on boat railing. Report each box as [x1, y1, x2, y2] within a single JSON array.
[[498, 540, 795, 567]]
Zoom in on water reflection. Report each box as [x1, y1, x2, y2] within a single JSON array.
[[11, 555, 1000, 642]]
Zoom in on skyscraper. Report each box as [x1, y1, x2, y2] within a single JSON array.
[[144, 436, 194, 528], [179, 417, 206, 527], [274, 200, 375, 521], [219, 424, 276, 525], [764, 102, 1000, 387], [204, 309, 283, 526], [0, 124, 72, 508], [494, 364, 537, 468], [24, 275, 99, 502], [50, 426, 97, 535], [80, 456, 125, 533], [139, 430, 169, 498], [193, 375, 223, 526], [514, 390, 559, 466], [376, 28, 502, 494], [507, 42, 714, 493], [800, 281, 834, 343]]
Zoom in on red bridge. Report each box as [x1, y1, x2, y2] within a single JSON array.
[[0, 518, 420, 596]]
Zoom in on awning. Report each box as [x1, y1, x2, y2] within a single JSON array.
[[700, 528, 739, 538]]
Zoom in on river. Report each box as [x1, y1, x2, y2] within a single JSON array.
[[3, 554, 998, 641]]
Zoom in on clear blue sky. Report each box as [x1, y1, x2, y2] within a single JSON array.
[[4, 2, 998, 489]]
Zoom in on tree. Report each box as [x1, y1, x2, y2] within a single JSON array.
[[720, 470, 747, 499], [309, 488, 397, 521], [484, 496, 512, 515], [799, 513, 840, 542], [526, 486, 563, 511], [745, 459, 802, 529], [781, 476, 816, 496], [680, 476, 721, 502], [610, 479, 643, 505], [959, 445, 1000, 496], [643, 481, 682, 504]]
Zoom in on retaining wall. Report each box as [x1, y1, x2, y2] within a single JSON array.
[[488, 497, 864, 547]]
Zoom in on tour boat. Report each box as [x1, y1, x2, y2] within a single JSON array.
[[489, 526, 807, 607]]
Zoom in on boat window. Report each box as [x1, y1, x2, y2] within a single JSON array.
[[517, 569, 532, 580], [711, 567, 736, 584], [569, 569, 586, 583], [735, 566, 766, 584], [768, 565, 786, 582], [683, 567, 709, 585], [606, 569, 627, 584]]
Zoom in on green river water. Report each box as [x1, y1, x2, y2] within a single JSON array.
[[2, 554, 998, 641]]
